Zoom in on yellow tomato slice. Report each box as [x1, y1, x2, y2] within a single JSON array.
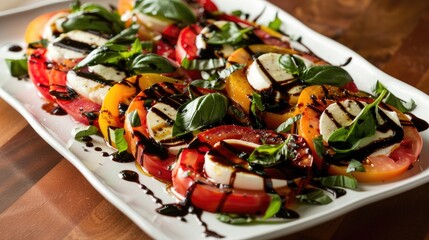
[[225, 44, 298, 129], [99, 73, 183, 148]]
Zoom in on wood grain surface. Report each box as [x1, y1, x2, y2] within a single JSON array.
[[1, 0, 429, 239]]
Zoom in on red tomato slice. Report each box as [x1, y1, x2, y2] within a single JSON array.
[[172, 125, 312, 215], [175, 24, 202, 63], [124, 82, 188, 182], [28, 48, 55, 102], [48, 68, 100, 126]]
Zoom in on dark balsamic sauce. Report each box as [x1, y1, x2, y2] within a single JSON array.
[[8, 45, 23, 52], [407, 113, 429, 132], [42, 102, 67, 116], [119, 170, 225, 238]]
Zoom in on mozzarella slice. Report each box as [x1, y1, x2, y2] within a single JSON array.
[[319, 99, 402, 155], [46, 30, 109, 62], [246, 53, 313, 91], [67, 65, 125, 105], [204, 139, 288, 191], [42, 12, 69, 41], [146, 102, 186, 155]]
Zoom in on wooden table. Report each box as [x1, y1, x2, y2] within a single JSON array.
[[1, 0, 429, 239]]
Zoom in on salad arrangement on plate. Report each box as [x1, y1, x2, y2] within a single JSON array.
[[6, 0, 426, 227]]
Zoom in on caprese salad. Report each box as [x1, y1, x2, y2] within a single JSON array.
[[7, 0, 426, 224]]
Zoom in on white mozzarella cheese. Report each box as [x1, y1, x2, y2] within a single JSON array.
[[319, 99, 402, 155], [42, 12, 69, 41], [146, 102, 186, 155], [203, 139, 288, 191], [134, 12, 172, 34], [46, 30, 108, 62], [89, 65, 126, 82], [246, 53, 313, 91], [66, 65, 124, 105]]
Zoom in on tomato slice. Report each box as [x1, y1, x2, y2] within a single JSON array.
[[328, 110, 423, 182], [172, 125, 312, 215], [296, 85, 423, 182], [175, 24, 202, 63], [27, 48, 55, 102], [99, 74, 183, 148], [123, 82, 188, 182], [48, 68, 101, 126]]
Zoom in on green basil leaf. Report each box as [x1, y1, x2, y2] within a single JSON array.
[[268, 12, 282, 32], [301, 65, 353, 87], [319, 175, 359, 190], [218, 63, 245, 79], [190, 79, 225, 90], [181, 57, 226, 71], [328, 90, 387, 153], [5, 58, 28, 79], [231, 10, 244, 17], [128, 110, 142, 127], [75, 38, 141, 69], [247, 135, 292, 167], [114, 128, 128, 153], [73, 125, 98, 141], [107, 24, 139, 45], [275, 114, 301, 133], [206, 22, 253, 45], [173, 93, 229, 137], [278, 54, 306, 76], [62, 3, 124, 35], [346, 159, 366, 173], [312, 135, 325, 158], [373, 81, 416, 112], [296, 189, 333, 205], [135, 0, 196, 25], [250, 92, 265, 128], [28, 39, 49, 49], [216, 213, 255, 225], [129, 53, 176, 74], [263, 194, 282, 219]]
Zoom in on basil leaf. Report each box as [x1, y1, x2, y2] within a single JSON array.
[[28, 39, 48, 49], [250, 92, 265, 128], [313, 135, 325, 158], [328, 90, 387, 153], [346, 159, 366, 173], [73, 125, 98, 141], [218, 63, 245, 79], [268, 12, 282, 32], [135, 0, 196, 25], [181, 57, 226, 71], [62, 3, 124, 35], [173, 93, 229, 137], [216, 213, 254, 225], [275, 114, 301, 133], [107, 24, 139, 45], [373, 81, 416, 112], [128, 110, 141, 127], [279, 54, 306, 76], [247, 135, 292, 167], [319, 175, 358, 190], [75, 38, 141, 69], [190, 79, 225, 90], [300, 65, 353, 87], [207, 22, 253, 45], [263, 194, 282, 219], [190, 63, 244, 90], [296, 189, 332, 205], [5, 58, 28, 78], [129, 53, 176, 74], [114, 128, 128, 153]]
